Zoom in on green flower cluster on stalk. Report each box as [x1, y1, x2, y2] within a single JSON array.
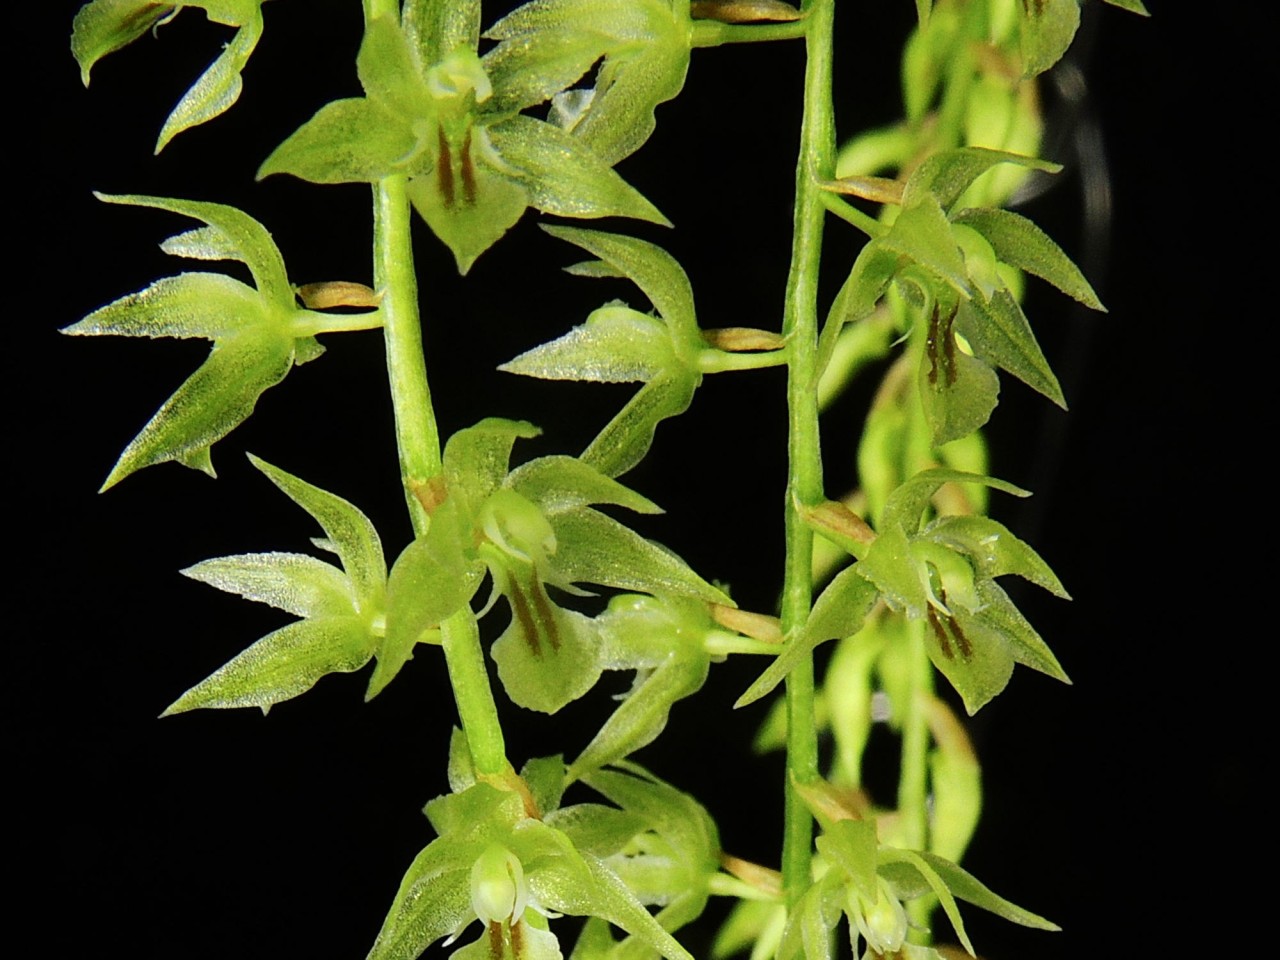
[[162, 417, 733, 730], [368, 741, 718, 960], [65, 1, 1154, 959], [259, 0, 694, 272]]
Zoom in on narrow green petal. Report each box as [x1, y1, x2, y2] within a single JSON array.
[[914, 852, 1060, 930], [736, 567, 877, 708], [877, 849, 973, 957], [570, 654, 708, 778], [880, 468, 1028, 535], [581, 372, 699, 479]]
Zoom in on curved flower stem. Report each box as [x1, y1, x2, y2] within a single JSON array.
[[779, 0, 834, 907], [365, 0, 507, 778]]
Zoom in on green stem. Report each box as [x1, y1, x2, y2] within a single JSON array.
[[818, 191, 889, 239], [441, 610, 508, 775], [691, 19, 809, 47], [699, 348, 790, 373], [372, 176, 438, 535], [779, 0, 834, 907], [364, 0, 508, 778], [293, 308, 387, 338]]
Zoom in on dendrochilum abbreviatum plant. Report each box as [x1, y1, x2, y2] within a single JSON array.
[[68, 0, 1148, 958]]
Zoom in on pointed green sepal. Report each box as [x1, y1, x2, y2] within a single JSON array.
[[161, 615, 375, 716], [488, 117, 670, 227], [248, 455, 387, 611], [736, 567, 878, 707], [1017, 0, 1081, 77], [953, 208, 1104, 311], [181, 552, 356, 620], [549, 507, 729, 604], [374, 500, 485, 699], [155, 9, 264, 152], [903, 148, 1060, 212], [569, 597, 715, 778]]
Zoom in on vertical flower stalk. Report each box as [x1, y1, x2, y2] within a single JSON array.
[[779, 0, 835, 906], [363, 0, 508, 777]]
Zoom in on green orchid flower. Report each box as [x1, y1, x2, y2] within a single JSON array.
[[368, 742, 706, 960], [258, 0, 669, 273], [62, 194, 382, 490], [778, 818, 1058, 960], [373, 419, 730, 713], [161, 455, 386, 716]]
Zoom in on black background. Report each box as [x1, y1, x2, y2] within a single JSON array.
[[24, 2, 1260, 957]]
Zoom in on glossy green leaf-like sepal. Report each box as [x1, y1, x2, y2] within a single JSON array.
[[249, 455, 387, 611], [1017, 0, 1080, 77], [569, 596, 716, 778], [736, 566, 878, 708], [161, 615, 375, 716], [181, 552, 355, 620], [549, 508, 729, 604], [953, 207, 1104, 311], [374, 500, 484, 699], [62, 196, 333, 489], [71, 1, 267, 150], [484, 0, 691, 165], [540, 227, 700, 356]]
